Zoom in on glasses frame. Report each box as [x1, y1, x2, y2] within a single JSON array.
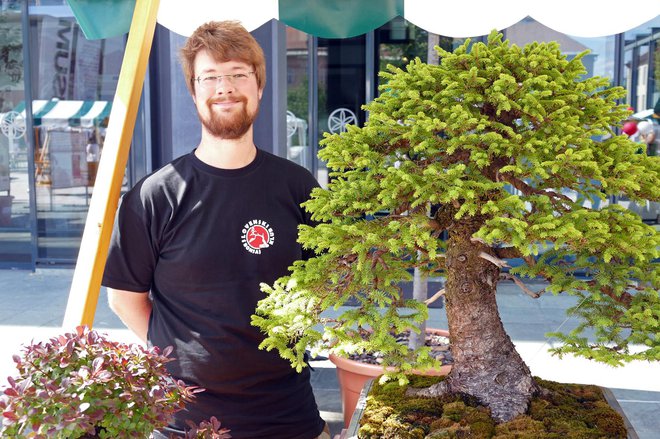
[[193, 71, 256, 90]]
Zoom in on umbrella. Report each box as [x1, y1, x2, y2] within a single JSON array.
[[631, 109, 655, 120]]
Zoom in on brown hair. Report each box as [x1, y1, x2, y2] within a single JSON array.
[[180, 21, 266, 95]]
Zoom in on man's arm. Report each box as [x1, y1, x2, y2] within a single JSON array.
[[107, 288, 152, 343]]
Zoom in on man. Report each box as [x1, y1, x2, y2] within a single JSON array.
[[637, 120, 658, 156], [102, 21, 328, 439]]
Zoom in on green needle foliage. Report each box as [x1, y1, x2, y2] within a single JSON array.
[[253, 31, 660, 380]]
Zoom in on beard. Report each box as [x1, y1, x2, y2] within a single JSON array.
[[199, 95, 259, 139]]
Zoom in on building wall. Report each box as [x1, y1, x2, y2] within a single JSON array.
[[0, 3, 658, 267]]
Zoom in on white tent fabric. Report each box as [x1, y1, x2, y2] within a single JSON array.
[[158, 0, 279, 38], [156, 0, 660, 37], [405, 0, 660, 38]]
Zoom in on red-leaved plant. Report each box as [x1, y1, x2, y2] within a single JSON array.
[[183, 417, 232, 439], [0, 326, 202, 438]]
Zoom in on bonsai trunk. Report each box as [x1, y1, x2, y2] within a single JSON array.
[[412, 221, 539, 422]]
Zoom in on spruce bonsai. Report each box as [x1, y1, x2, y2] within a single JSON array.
[[252, 31, 659, 423]]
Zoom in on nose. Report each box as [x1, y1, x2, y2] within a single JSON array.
[[214, 77, 235, 93]]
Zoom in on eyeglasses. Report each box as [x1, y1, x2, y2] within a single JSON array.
[[194, 71, 255, 90]]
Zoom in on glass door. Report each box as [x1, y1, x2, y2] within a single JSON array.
[[0, 3, 32, 267]]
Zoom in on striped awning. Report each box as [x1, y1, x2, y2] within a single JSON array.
[[15, 100, 112, 128], [67, 0, 660, 40]]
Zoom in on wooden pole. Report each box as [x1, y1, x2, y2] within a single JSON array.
[[62, 0, 160, 329]]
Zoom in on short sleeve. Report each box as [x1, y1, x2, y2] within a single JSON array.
[[102, 193, 157, 292]]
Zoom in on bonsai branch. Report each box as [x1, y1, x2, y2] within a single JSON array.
[[493, 247, 521, 259], [493, 247, 536, 268], [499, 174, 572, 211], [479, 251, 510, 268], [425, 288, 446, 305], [586, 281, 634, 308], [428, 218, 445, 231], [370, 249, 389, 270], [499, 273, 545, 299]]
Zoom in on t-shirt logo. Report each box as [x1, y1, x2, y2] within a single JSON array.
[[241, 219, 275, 254]]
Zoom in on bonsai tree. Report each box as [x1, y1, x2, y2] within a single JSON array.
[[0, 326, 202, 438], [253, 31, 660, 424]]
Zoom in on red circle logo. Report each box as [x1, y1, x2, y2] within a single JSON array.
[[241, 220, 275, 254], [246, 225, 271, 250]]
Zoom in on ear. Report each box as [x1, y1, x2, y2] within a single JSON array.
[[258, 87, 264, 100]]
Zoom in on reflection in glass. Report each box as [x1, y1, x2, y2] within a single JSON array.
[[285, 27, 311, 170], [0, 3, 31, 265], [26, 4, 124, 261], [376, 18, 465, 92], [624, 16, 660, 112]]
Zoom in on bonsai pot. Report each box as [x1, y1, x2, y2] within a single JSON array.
[[329, 328, 452, 427], [344, 379, 639, 439]]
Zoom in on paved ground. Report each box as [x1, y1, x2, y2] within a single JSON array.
[[0, 268, 659, 438]]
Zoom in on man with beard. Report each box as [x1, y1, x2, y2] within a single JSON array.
[[102, 21, 328, 439]]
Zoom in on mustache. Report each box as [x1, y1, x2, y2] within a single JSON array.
[[207, 95, 247, 105]]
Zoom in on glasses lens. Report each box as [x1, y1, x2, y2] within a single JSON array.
[[199, 76, 217, 89], [197, 72, 253, 89]]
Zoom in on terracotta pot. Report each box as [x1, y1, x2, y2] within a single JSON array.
[[329, 328, 452, 427]]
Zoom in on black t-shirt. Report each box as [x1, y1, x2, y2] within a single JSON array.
[[102, 148, 324, 439]]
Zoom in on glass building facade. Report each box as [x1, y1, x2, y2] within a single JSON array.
[[0, 2, 658, 268]]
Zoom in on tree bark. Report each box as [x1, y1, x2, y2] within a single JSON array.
[[442, 220, 538, 421]]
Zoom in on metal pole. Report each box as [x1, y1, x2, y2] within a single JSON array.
[[21, 0, 38, 269], [62, 0, 160, 329], [308, 35, 318, 176]]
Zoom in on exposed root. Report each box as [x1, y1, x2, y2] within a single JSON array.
[[405, 380, 450, 398]]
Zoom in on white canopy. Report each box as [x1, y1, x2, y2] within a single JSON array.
[[155, 0, 660, 38]]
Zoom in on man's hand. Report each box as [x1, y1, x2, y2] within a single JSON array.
[[107, 288, 152, 343]]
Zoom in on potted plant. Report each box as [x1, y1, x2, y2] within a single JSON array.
[[252, 31, 659, 436], [0, 326, 202, 438], [328, 326, 451, 427]]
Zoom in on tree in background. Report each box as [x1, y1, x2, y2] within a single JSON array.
[[253, 31, 659, 422]]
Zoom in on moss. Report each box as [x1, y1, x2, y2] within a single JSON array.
[[424, 424, 473, 438], [357, 377, 628, 438], [492, 415, 547, 436], [430, 417, 456, 430]]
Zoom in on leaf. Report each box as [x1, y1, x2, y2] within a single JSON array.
[[2, 409, 18, 421], [162, 346, 174, 358], [3, 387, 18, 397], [92, 357, 104, 374]]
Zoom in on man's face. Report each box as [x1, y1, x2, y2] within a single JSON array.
[[192, 50, 263, 139]]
